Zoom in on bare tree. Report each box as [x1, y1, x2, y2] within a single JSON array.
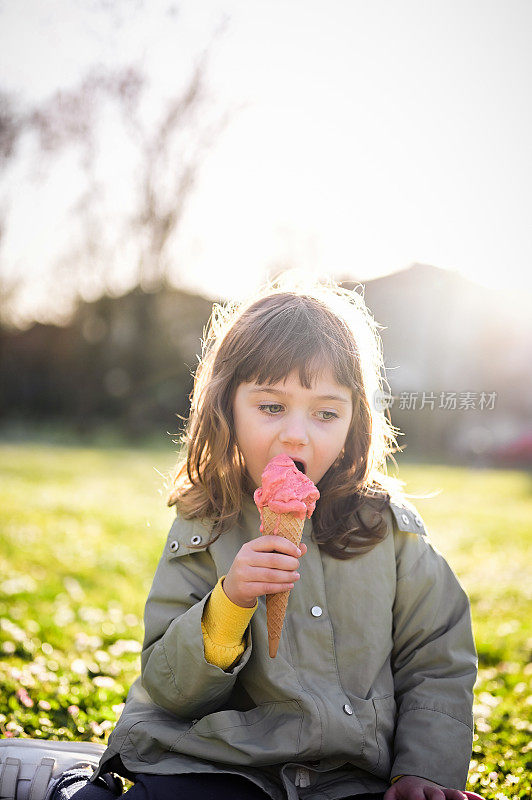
[[0, 90, 26, 327], [131, 49, 231, 290], [0, 26, 231, 327]]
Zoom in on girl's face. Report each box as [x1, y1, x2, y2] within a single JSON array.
[[233, 368, 353, 490]]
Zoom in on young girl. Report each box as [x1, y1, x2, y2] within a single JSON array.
[[54, 276, 479, 800]]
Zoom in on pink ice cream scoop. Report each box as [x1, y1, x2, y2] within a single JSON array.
[[253, 454, 320, 528]]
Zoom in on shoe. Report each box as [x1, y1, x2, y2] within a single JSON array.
[[0, 739, 121, 800]]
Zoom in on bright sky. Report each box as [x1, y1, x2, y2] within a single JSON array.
[[1, 0, 531, 322]]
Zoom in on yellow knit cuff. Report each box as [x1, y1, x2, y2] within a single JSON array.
[[202, 574, 258, 646]]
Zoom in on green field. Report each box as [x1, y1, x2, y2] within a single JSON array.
[[1, 442, 530, 799]]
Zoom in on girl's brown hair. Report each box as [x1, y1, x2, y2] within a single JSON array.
[[167, 273, 405, 559]]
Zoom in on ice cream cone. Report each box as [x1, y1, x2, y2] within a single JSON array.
[[261, 506, 305, 658], [254, 455, 319, 659]]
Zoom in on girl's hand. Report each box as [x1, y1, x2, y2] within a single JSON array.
[[222, 537, 308, 608], [384, 775, 484, 800]]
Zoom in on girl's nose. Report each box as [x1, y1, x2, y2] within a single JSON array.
[[279, 414, 309, 446]]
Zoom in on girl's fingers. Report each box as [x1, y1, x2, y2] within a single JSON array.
[[248, 550, 300, 571], [247, 566, 300, 585], [264, 583, 296, 593], [384, 779, 468, 800], [428, 789, 468, 800], [231, 536, 306, 599], [408, 788, 426, 800], [251, 535, 303, 557], [423, 789, 446, 800], [243, 581, 296, 594]]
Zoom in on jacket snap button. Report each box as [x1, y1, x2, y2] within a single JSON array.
[[190, 535, 202, 545], [169, 540, 179, 552], [401, 513, 410, 526], [414, 515, 423, 527], [343, 703, 353, 715], [311, 606, 322, 617]]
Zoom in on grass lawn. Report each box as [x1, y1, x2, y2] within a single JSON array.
[[0, 442, 530, 799]]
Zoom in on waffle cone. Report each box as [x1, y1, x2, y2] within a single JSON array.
[[261, 506, 305, 658]]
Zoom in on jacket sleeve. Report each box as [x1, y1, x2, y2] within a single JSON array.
[[140, 515, 254, 719], [390, 516, 477, 789]]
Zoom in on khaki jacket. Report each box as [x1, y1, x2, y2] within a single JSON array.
[[92, 493, 477, 800]]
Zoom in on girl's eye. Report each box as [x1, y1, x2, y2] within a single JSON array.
[[317, 410, 339, 421], [258, 403, 284, 415]]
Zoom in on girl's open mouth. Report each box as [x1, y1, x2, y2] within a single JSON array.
[[293, 460, 306, 474]]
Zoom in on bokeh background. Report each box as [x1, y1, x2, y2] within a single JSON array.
[[1, 2, 531, 798]]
